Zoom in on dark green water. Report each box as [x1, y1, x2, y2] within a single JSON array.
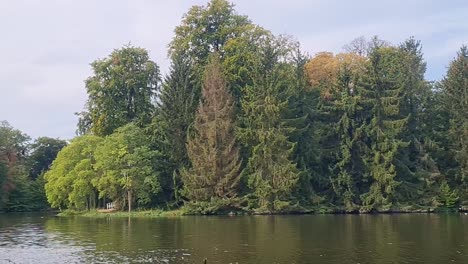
[[0, 213, 467, 263]]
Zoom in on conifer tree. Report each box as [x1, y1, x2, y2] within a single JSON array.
[[330, 54, 368, 210], [358, 47, 409, 211], [441, 46, 468, 198], [305, 52, 368, 209], [395, 38, 444, 204], [152, 54, 199, 202], [239, 63, 300, 211], [181, 56, 241, 201], [286, 47, 321, 203]]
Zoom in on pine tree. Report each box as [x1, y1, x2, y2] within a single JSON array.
[[305, 52, 368, 209], [181, 56, 241, 201], [438, 180, 459, 208], [358, 47, 409, 211], [239, 64, 300, 211], [329, 54, 368, 210], [441, 46, 468, 200], [286, 47, 322, 204], [152, 54, 199, 202], [395, 38, 435, 203]]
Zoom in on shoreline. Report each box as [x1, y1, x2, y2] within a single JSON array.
[[56, 206, 467, 218]]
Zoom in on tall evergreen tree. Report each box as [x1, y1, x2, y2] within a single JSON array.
[[441, 46, 468, 199], [152, 54, 199, 202], [358, 47, 409, 211], [239, 62, 300, 211], [305, 52, 368, 209], [181, 56, 241, 201], [395, 37, 438, 203], [330, 54, 368, 210]]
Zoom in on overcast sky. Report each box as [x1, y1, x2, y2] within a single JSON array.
[[0, 0, 467, 140]]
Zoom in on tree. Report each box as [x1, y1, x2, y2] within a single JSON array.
[[343, 36, 390, 57], [169, 0, 251, 68], [94, 124, 161, 212], [169, 0, 256, 101], [441, 46, 468, 198], [0, 161, 8, 209], [304, 52, 368, 209], [181, 56, 241, 201], [393, 37, 437, 203], [77, 45, 160, 136], [304, 52, 340, 98], [151, 54, 199, 202], [44, 135, 103, 210], [222, 25, 272, 102], [438, 180, 459, 208], [358, 47, 409, 211], [0, 121, 30, 211], [239, 63, 300, 211], [28, 137, 67, 179]]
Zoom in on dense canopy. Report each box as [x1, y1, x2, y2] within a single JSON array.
[[1, 0, 466, 213]]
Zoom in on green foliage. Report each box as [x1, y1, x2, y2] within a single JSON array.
[[326, 56, 368, 210], [357, 47, 410, 210], [44, 135, 103, 210], [77, 45, 160, 136], [222, 25, 272, 101], [239, 51, 300, 211], [151, 54, 199, 203], [438, 181, 459, 208], [5, 1, 468, 214], [169, 0, 251, 67], [441, 46, 468, 192], [182, 198, 242, 215], [94, 124, 161, 212], [169, 0, 261, 102], [0, 121, 31, 211], [28, 137, 67, 179]]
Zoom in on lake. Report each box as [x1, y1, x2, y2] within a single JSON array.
[[0, 213, 467, 263]]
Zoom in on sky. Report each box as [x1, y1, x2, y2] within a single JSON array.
[[0, 0, 467, 140]]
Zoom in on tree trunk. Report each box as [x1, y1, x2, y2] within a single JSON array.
[[127, 189, 132, 213]]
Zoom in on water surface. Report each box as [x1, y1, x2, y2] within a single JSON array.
[[0, 213, 467, 263]]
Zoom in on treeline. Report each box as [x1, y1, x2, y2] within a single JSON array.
[[5, 0, 467, 213], [0, 121, 66, 212]]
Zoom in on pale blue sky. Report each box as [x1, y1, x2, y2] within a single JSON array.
[[0, 0, 466, 139]]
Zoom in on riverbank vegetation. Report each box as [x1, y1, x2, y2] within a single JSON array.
[[1, 0, 467, 214]]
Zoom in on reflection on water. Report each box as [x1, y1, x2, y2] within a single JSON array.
[[0, 213, 467, 264]]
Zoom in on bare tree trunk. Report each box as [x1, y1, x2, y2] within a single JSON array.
[[128, 189, 132, 212]]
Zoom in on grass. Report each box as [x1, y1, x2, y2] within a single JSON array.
[[58, 209, 186, 218], [57, 204, 463, 218]]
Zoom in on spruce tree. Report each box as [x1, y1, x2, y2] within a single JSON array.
[[286, 47, 322, 204], [239, 65, 300, 211], [395, 38, 435, 202], [358, 47, 409, 211], [152, 54, 199, 202], [305, 52, 367, 209], [441, 46, 468, 200], [181, 56, 241, 201], [329, 54, 368, 210]]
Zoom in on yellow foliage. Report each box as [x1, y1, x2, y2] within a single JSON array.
[[304, 52, 367, 99]]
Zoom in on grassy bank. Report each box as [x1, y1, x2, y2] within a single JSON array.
[[56, 205, 467, 218], [58, 209, 185, 218]]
